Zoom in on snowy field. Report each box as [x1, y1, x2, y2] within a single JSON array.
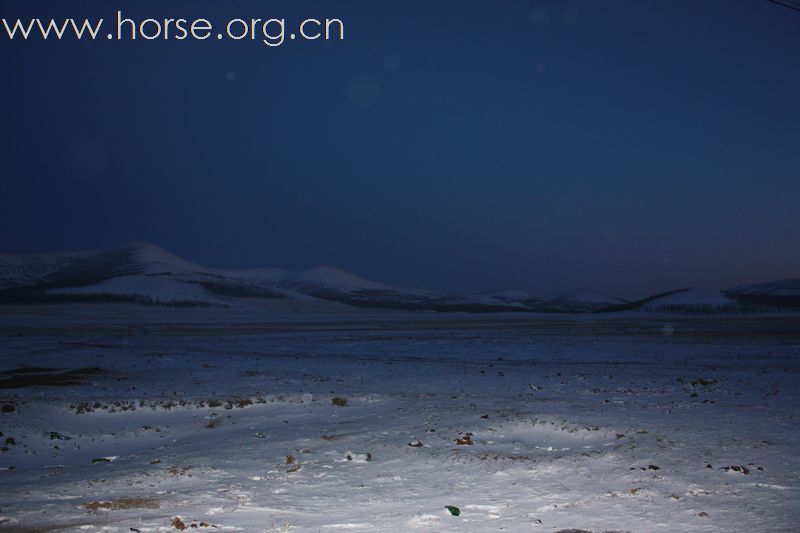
[[0, 305, 799, 532]]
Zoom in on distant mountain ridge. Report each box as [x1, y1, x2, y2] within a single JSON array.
[[0, 243, 523, 312], [0, 243, 797, 313]]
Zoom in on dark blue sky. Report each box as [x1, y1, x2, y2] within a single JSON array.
[[1, 0, 799, 298]]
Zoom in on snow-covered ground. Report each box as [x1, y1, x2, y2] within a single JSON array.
[[1, 305, 799, 532]]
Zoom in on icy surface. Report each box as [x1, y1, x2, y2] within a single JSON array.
[[0, 307, 799, 532]]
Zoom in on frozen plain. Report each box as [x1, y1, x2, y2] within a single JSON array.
[[0, 304, 798, 532]]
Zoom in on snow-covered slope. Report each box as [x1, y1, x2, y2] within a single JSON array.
[[285, 266, 390, 292], [0, 250, 93, 289], [0, 243, 230, 306], [272, 266, 509, 311], [640, 289, 739, 313], [49, 275, 224, 305], [0, 243, 520, 312], [727, 278, 800, 305], [478, 289, 539, 306], [479, 289, 535, 301], [125, 242, 207, 276], [14, 243, 212, 288], [5, 242, 792, 313], [534, 289, 629, 313]]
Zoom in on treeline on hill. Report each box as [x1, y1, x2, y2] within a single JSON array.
[[314, 288, 528, 313], [0, 288, 214, 308], [192, 280, 286, 299], [729, 293, 800, 307], [643, 303, 791, 315], [0, 283, 798, 313]]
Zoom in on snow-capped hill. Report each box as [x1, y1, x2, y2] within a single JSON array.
[[0, 243, 227, 305], [219, 267, 288, 284], [640, 289, 738, 313], [124, 242, 206, 276], [475, 288, 539, 309], [0, 243, 520, 312], [726, 278, 800, 306], [37, 242, 212, 288], [0, 250, 92, 288], [535, 289, 628, 312], [284, 266, 390, 292], [479, 289, 537, 302], [278, 267, 507, 311], [49, 275, 224, 305], [4, 243, 794, 313], [728, 278, 800, 297]]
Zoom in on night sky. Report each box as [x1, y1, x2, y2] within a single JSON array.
[[1, 0, 798, 299]]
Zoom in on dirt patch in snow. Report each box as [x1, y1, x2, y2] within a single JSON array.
[[85, 498, 160, 511]]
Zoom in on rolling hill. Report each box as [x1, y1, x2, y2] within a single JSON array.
[[1, 243, 797, 314]]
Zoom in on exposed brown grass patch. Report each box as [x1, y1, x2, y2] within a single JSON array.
[[455, 433, 474, 445], [85, 497, 160, 511], [167, 466, 192, 476]]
